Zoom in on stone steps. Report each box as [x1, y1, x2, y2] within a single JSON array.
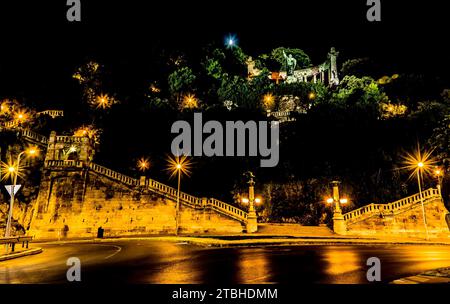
[[257, 223, 334, 236]]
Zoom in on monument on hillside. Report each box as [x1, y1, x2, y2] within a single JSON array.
[[283, 50, 297, 76]]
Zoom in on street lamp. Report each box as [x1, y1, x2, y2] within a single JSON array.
[[137, 157, 150, 172], [167, 155, 191, 235], [325, 181, 348, 235], [401, 147, 436, 240], [415, 161, 430, 240], [3, 147, 39, 237], [240, 172, 260, 233], [434, 167, 444, 198]]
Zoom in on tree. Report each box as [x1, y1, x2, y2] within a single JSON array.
[[168, 67, 196, 105], [332, 75, 388, 109]]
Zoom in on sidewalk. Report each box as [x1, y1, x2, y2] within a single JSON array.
[[392, 267, 450, 284], [0, 247, 43, 262]]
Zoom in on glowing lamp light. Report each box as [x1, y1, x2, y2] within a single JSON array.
[[137, 158, 150, 172], [27, 146, 39, 156], [225, 34, 238, 49], [255, 198, 262, 204], [242, 198, 249, 204], [326, 198, 334, 204], [339, 198, 348, 204], [8, 166, 15, 173]]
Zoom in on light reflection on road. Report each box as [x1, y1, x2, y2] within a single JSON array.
[[0, 241, 449, 284]]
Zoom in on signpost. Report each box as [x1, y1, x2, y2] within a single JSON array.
[[4, 185, 21, 238]]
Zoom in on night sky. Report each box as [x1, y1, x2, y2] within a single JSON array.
[[0, 0, 448, 107]]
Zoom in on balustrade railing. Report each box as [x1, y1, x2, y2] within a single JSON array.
[[89, 163, 138, 186], [45, 160, 84, 168], [21, 129, 49, 145], [343, 188, 440, 222]]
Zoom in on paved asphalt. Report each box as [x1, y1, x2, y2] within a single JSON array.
[[0, 240, 449, 283]]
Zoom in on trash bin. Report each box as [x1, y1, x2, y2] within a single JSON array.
[[97, 226, 104, 238]]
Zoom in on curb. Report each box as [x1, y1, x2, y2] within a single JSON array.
[[0, 248, 43, 262], [36, 236, 450, 247], [392, 267, 450, 284], [392, 275, 450, 284]]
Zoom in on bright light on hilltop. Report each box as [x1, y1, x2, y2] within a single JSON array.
[[225, 34, 238, 49]]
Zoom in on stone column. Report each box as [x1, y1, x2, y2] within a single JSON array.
[[201, 197, 208, 207], [328, 47, 340, 85], [313, 74, 317, 83], [246, 176, 258, 233], [331, 181, 347, 235], [139, 176, 146, 187]]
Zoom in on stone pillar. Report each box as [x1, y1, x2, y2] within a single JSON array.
[[139, 176, 146, 187], [44, 131, 57, 162], [331, 181, 347, 235], [328, 47, 340, 85], [313, 74, 317, 83], [201, 197, 208, 207], [246, 176, 258, 233]]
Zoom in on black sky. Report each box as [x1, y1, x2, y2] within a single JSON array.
[[0, 0, 448, 107]]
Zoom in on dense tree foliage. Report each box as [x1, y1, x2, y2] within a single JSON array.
[[2, 42, 449, 224]]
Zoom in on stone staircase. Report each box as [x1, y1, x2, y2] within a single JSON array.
[[257, 223, 334, 236], [44, 159, 249, 224], [343, 188, 441, 224], [0, 126, 249, 225]]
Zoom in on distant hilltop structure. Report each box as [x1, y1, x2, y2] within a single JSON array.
[[248, 47, 339, 87]]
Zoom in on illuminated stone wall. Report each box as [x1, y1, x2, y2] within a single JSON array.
[[28, 169, 244, 239], [346, 198, 450, 238]]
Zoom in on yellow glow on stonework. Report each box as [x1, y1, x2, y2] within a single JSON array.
[[73, 125, 100, 142]]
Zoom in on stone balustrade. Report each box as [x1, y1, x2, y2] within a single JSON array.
[[55, 136, 86, 143], [1, 123, 249, 224], [21, 129, 49, 146], [88, 162, 248, 222], [36, 110, 64, 119], [343, 188, 441, 223], [45, 160, 84, 168], [208, 198, 248, 222], [89, 163, 138, 186]]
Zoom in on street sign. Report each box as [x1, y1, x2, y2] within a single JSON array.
[[5, 185, 21, 197]]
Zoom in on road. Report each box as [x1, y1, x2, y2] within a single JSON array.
[[1, 240, 449, 283]]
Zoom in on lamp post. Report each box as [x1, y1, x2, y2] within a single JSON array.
[[167, 155, 191, 236], [326, 181, 348, 235], [4, 147, 38, 237], [434, 167, 444, 198], [175, 163, 182, 235], [242, 172, 259, 233], [416, 162, 429, 240]]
